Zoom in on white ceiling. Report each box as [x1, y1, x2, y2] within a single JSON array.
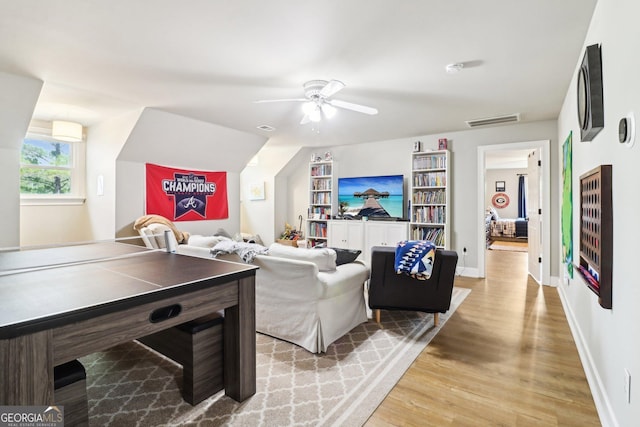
[[485, 149, 531, 169], [0, 0, 597, 147]]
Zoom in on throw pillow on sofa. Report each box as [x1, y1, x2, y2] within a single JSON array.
[[268, 243, 337, 271], [314, 246, 361, 265], [331, 248, 362, 265]]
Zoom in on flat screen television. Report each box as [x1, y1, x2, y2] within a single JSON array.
[[338, 174, 405, 219]]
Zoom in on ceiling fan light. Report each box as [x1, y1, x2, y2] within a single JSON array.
[[302, 102, 316, 115], [309, 107, 322, 122], [321, 103, 337, 119]]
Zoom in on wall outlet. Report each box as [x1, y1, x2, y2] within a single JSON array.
[[624, 369, 631, 404]]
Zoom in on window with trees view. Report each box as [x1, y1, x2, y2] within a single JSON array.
[[20, 138, 73, 194]]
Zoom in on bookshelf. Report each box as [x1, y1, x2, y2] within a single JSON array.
[[307, 160, 335, 247], [410, 150, 450, 248]]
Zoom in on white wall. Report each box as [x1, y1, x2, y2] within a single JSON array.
[[0, 147, 21, 248], [117, 108, 267, 239], [280, 120, 559, 273], [0, 71, 42, 248], [5, 100, 267, 247], [485, 167, 528, 219], [20, 203, 93, 246], [240, 142, 302, 244], [116, 160, 242, 239], [85, 110, 141, 241], [557, 0, 640, 425]]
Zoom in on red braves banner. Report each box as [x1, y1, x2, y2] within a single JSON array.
[[145, 163, 228, 221]]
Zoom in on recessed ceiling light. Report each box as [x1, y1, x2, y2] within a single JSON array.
[[256, 124, 275, 131], [445, 63, 464, 74]]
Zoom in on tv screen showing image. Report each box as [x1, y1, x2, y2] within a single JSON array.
[[338, 174, 404, 219]]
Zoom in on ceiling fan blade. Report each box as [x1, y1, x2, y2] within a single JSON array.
[[319, 80, 345, 98], [329, 99, 378, 115], [253, 98, 307, 104], [300, 114, 311, 125]]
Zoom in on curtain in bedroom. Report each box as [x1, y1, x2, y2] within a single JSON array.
[[518, 175, 527, 218]]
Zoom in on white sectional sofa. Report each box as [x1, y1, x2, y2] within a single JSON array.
[[135, 222, 231, 254], [253, 243, 369, 353], [177, 241, 370, 353]]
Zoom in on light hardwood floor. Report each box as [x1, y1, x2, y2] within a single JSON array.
[[366, 249, 600, 426]]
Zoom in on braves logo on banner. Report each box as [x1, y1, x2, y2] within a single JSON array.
[[146, 163, 228, 221]]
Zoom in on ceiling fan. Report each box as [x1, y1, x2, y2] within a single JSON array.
[[255, 79, 378, 124]]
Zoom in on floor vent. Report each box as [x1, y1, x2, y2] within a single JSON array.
[[466, 113, 520, 128]]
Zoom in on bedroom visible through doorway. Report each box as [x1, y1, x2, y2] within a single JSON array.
[[484, 148, 530, 256], [477, 140, 550, 284]]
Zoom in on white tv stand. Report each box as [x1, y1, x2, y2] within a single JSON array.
[[327, 220, 408, 264]]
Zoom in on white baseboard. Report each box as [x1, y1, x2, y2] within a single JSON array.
[[456, 267, 479, 278], [557, 285, 618, 427], [547, 275, 560, 287]]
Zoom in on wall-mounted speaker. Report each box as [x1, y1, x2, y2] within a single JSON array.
[[577, 44, 604, 142]]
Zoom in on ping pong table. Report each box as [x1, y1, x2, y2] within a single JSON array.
[[0, 242, 258, 406]]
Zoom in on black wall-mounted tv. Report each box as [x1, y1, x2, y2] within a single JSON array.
[[338, 174, 405, 219]]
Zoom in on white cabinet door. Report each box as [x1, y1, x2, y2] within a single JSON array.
[[327, 221, 364, 251], [363, 222, 408, 263]]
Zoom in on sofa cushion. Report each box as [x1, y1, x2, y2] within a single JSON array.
[[331, 248, 361, 265], [187, 235, 230, 248], [268, 243, 337, 271]]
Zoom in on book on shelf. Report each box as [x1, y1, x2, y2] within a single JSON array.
[[310, 164, 332, 176], [412, 227, 445, 247], [309, 206, 331, 220], [308, 222, 327, 238], [412, 206, 446, 223], [312, 192, 331, 204], [412, 189, 446, 204], [311, 178, 332, 190], [413, 172, 447, 186], [412, 153, 446, 170]]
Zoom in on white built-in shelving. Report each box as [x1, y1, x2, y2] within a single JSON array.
[[307, 160, 335, 247], [410, 150, 450, 248]]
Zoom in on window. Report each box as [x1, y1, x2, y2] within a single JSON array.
[[20, 129, 86, 205], [21, 138, 73, 194]]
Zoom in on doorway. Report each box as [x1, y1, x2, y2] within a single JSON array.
[[484, 149, 530, 254], [477, 140, 550, 284]]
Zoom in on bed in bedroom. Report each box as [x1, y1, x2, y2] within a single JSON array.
[[486, 207, 528, 244]]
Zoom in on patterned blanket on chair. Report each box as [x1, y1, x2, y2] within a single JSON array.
[[394, 240, 436, 280]]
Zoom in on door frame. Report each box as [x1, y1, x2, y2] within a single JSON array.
[[476, 140, 551, 285]]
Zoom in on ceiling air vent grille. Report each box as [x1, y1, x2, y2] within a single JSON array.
[[256, 124, 275, 131], [465, 113, 520, 128]]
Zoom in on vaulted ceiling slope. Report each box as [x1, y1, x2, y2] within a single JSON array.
[[0, 0, 597, 147]]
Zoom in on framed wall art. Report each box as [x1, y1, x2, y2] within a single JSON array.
[[248, 182, 265, 200]]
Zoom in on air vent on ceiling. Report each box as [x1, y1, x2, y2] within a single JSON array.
[[256, 124, 275, 131], [465, 113, 520, 128]]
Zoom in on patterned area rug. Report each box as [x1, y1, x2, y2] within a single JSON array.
[[81, 287, 470, 427]]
